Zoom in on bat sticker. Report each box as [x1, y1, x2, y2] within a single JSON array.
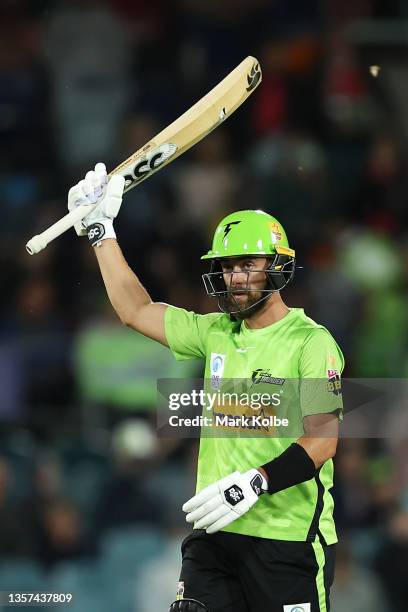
[[123, 143, 178, 191]]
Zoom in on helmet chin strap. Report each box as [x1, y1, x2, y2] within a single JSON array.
[[218, 289, 274, 319]]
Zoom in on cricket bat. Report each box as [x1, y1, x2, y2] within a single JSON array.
[[26, 56, 261, 255]]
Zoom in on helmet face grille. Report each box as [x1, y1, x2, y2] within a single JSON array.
[[202, 254, 295, 315]]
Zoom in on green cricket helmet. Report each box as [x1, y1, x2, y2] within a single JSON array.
[[201, 210, 295, 315]]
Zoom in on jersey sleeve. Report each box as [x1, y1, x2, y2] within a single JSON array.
[[299, 328, 344, 418], [164, 305, 220, 361]]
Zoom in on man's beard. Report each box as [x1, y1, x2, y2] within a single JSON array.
[[221, 290, 271, 319]]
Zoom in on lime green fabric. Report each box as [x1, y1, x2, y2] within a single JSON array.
[[312, 537, 328, 612], [165, 306, 344, 543]]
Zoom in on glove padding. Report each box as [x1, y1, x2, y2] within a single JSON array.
[[182, 469, 267, 534], [67, 162, 125, 245]]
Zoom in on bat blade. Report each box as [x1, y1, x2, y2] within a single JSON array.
[[26, 56, 261, 255], [114, 56, 262, 193]]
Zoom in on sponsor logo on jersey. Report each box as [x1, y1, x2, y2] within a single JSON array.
[[251, 369, 285, 386], [327, 369, 339, 378], [210, 353, 226, 390], [236, 346, 256, 353], [283, 604, 311, 612], [327, 369, 342, 396]]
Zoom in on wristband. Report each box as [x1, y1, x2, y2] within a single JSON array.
[[87, 219, 116, 247], [261, 443, 316, 495]]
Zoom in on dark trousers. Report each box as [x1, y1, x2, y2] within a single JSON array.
[[178, 530, 335, 612]]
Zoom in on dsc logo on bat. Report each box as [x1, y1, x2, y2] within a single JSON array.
[[123, 143, 178, 190]]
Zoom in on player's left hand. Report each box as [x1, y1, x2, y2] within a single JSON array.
[[182, 469, 268, 534]]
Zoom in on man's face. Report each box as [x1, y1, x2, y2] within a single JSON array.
[[220, 257, 270, 316]]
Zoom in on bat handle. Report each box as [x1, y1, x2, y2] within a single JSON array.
[[25, 204, 96, 255]]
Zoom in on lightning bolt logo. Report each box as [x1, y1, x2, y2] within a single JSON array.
[[223, 221, 241, 240]]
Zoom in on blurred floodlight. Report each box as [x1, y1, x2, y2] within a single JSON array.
[[112, 419, 157, 460], [369, 65, 381, 77]]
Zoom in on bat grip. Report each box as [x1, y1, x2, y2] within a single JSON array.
[[25, 204, 96, 255]]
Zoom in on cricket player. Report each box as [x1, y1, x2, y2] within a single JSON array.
[[68, 164, 344, 612]]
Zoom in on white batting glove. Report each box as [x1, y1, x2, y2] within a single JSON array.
[[182, 469, 268, 534], [67, 163, 125, 246]]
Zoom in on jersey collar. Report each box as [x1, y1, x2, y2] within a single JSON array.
[[240, 308, 302, 336]]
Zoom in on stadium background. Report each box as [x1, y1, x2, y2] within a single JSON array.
[[1, 0, 408, 610]]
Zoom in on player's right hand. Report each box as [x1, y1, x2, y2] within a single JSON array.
[[67, 163, 125, 246], [182, 468, 268, 534]]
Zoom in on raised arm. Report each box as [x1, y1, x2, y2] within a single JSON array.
[[93, 239, 168, 345], [67, 163, 168, 346]]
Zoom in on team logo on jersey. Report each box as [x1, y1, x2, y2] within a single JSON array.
[[283, 605, 311, 612], [210, 353, 226, 390], [327, 369, 342, 396], [251, 369, 285, 386]]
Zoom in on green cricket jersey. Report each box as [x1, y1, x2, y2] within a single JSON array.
[[165, 306, 344, 544]]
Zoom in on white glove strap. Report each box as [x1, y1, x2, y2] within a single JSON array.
[[87, 219, 116, 247]]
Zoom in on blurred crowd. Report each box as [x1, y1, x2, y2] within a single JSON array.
[[1, 0, 408, 610]]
